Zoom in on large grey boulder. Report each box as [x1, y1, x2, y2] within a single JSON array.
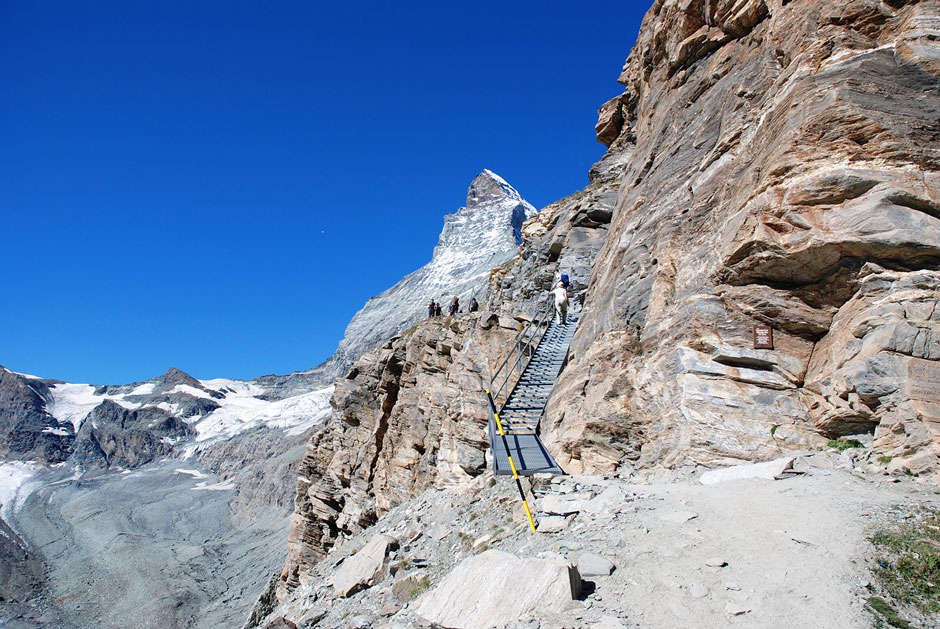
[[413, 549, 581, 629], [699, 457, 798, 485], [576, 552, 615, 578], [331, 534, 398, 597]]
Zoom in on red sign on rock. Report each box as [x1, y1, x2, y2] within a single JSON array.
[[754, 325, 774, 350]]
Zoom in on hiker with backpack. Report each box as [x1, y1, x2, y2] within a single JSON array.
[[435, 301, 443, 317], [468, 297, 479, 312], [551, 269, 569, 292], [449, 296, 459, 316], [428, 299, 436, 318]]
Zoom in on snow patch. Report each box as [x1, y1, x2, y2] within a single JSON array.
[[191, 480, 236, 491], [42, 427, 71, 437], [185, 385, 334, 449], [200, 378, 264, 397], [47, 383, 141, 431], [130, 382, 156, 396], [167, 384, 214, 399], [0, 462, 40, 521], [175, 468, 210, 480]]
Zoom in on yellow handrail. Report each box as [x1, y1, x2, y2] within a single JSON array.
[[486, 389, 537, 533]]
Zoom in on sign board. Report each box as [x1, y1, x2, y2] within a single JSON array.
[[753, 325, 774, 350]]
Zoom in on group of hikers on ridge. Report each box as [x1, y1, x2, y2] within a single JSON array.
[[424, 269, 568, 323], [428, 295, 479, 317]]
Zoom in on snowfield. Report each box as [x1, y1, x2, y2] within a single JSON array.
[[47, 382, 140, 431], [38, 376, 333, 450], [188, 384, 334, 447]]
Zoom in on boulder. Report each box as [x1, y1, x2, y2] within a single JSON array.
[[537, 514, 576, 532], [391, 570, 429, 603], [413, 550, 581, 629], [332, 534, 398, 597], [577, 552, 615, 577], [699, 457, 798, 485], [539, 491, 594, 515]]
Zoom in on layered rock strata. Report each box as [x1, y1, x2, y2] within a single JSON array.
[[542, 0, 940, 477], [279, 313, 518, 593]]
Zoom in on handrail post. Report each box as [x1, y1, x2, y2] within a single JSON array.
[[486, 390, 537, 533]]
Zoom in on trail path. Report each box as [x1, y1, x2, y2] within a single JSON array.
[[270, 451, 940, 628]]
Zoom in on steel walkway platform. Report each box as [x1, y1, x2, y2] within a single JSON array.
[[487, 306, 578, 476]]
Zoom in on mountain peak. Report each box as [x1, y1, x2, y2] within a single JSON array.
[[467, 169, 523, 207], [328, 171, 537, 377], [160, 367, 202, 389]]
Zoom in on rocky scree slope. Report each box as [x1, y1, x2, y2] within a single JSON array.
[[540, 0, 940, 478], [323, 169, 537, 379], [260, 454, 939, 629]]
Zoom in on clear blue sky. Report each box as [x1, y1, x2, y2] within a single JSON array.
[[1, 1, 646, 385]]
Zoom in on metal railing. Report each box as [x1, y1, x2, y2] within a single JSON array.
[[488, 298, 555, 410]]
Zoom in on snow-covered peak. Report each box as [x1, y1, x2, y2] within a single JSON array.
[[328, 171, 538, 377], [467, 169, 526, 207], [15, 368, 334, 469]]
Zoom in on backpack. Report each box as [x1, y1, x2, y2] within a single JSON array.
[[561, 273, 569, 287]]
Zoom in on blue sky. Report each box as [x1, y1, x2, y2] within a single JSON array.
[[1, 1, 646, 384]]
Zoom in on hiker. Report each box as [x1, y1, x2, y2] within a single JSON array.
[[551, 269, 569, 292], [428, 299, 436, 318], [550, 271, 569, 325], [468, 297, 479, 312], [449, 296, 459, 316], [552, 282, 568, 325], [435, 301, 443, 317]]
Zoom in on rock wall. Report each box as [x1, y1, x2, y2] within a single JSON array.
[[0, 368, 70, 464], [541, 0, 940, 477]]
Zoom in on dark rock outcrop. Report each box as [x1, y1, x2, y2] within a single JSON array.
[[71, 400, 192, 468], [0, 367, 70, 464]]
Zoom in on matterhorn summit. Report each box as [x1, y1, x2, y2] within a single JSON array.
[[328, 170, 536, 376]]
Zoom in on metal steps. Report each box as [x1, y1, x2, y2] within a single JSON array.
[[488, 308, 579, 476]]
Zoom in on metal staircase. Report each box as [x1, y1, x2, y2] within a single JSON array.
[[486, 301, 578, 475]]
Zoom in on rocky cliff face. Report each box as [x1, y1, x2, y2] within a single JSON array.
[[325, 170, 537, 378], [0, 368, 70, 464], [541, 0, 940, 478], [279, 313, 521, 593]]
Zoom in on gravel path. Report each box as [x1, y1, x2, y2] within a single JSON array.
[[269, 451, 940, 628]]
